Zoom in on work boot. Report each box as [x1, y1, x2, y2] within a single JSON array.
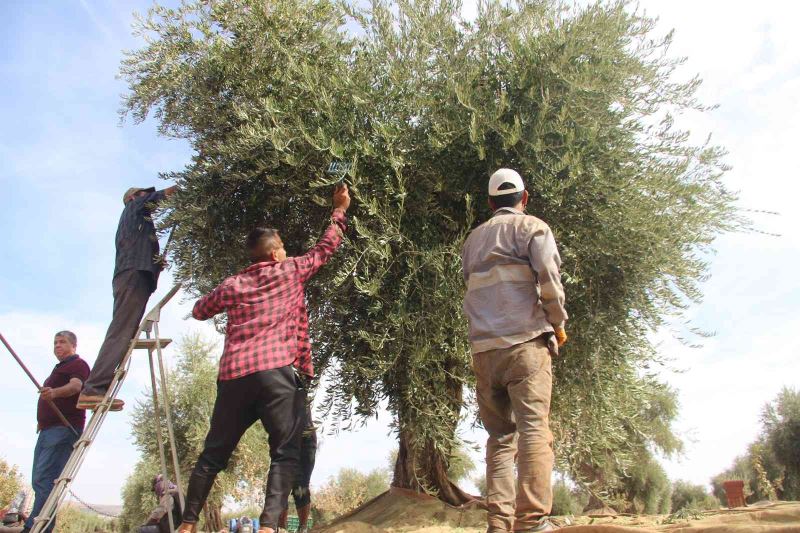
[[176, 523, 197, 533], [76, 394, 124, 411]]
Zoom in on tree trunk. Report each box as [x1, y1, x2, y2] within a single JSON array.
[[578, 463, 617, 515], [392, 428, 476, 506], [203, 502, 224, 532], [390, 370, 475, 507]]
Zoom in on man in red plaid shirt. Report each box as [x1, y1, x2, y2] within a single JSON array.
[[177, 184, 351, 533]]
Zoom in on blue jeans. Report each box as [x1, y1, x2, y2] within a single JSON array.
[[25, 426, 80, 532]]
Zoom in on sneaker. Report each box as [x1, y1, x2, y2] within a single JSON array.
[[76, 394, 124, 411], [515, 519, 559, 532]]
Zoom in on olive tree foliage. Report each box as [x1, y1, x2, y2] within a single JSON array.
[[0, 458, 20, 510], [761, 387, 800, 499], [615, 453, 672, 515], [551, 480, 588, 516], [119, 460, 162, 532], [671, 480, 719, 513], [122, 334, 270, 530], [578, 379, 682, 508], [120, 0, 738, 504]]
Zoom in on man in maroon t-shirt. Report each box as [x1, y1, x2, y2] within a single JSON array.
[[22, 331, 90, 533]]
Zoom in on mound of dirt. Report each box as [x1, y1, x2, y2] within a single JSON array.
[[318, 488, 485, 533], [318, 490, 800, 533]]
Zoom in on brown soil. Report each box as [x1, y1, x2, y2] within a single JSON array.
[[317, 490, 800, 533]]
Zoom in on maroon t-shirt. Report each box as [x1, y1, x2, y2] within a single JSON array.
[[37, 355, 90, 431]]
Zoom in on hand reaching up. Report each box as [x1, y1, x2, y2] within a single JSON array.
[[333, 183, 351, 212]]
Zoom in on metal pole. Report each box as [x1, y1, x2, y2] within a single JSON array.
[[147, 330, 176, 533], [153, 320, 186, 513], [0, 332, 79, 437]]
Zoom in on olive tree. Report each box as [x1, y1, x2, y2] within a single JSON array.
[[121, 0, 738, 504]]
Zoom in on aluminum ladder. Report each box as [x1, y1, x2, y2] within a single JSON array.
[[32, 283, 185, 533]]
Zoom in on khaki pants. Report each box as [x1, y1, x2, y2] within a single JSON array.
[[473, 336, 554, 532]]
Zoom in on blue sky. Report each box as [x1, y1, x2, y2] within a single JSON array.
[[1, 0, 799, 507]]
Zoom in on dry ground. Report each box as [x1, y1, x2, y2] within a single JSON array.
[[3, 492, 799, 532], [317, 489, 800, 533]]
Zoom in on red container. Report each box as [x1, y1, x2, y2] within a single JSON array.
[[723, 480, 746, 508]]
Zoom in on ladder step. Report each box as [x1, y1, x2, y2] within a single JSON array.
[[28, 284, 182, 533], [134, 338, 172, 350]]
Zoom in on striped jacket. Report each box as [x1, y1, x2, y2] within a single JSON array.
[[462, 207, 567, 354]]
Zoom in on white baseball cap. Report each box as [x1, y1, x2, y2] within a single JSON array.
[[488, 168, 525, 196]]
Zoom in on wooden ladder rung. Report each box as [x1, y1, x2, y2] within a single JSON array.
[[133, 338, 172, 350]]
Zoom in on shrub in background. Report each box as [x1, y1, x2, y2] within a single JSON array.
[[551, 480, 586, 516], [670, 480, 720, 512]]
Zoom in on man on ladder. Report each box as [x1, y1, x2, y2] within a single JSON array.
[[21, 331, 89, 533], [78, 184, 176, 411]]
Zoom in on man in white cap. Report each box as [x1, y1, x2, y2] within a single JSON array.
[[462, 168, 568, 532], [78, 184, 176, 411]]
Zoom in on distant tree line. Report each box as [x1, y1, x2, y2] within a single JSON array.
[[711, 387, 800, 505], [530, 387, 800, 516]]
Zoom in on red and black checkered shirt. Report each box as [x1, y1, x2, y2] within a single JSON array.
[[192, 210, 346, 380]]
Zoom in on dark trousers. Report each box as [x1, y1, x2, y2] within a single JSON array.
[[84, 270, 154, 395], [182, 366, 306, 528], [291, 405, 317, 508], [25, 426, 81, 532]]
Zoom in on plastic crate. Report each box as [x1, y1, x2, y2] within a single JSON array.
[[286, 515, 314, 532]]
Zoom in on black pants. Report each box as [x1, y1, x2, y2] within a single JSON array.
[[84, 269, 154, 395], [291, 405, 317, 508], [182, 366, 306, 528]]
